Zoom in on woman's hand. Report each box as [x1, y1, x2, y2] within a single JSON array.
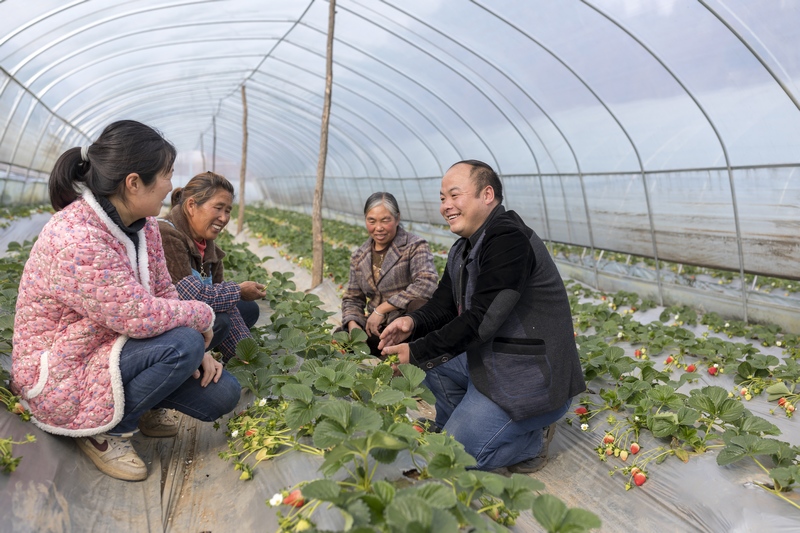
[[193, 352, 223, 387], [202, 327, 213, 349], [347, 320, 363, 333], [365, 310, 385, 337], [239, 281, 267, 301]]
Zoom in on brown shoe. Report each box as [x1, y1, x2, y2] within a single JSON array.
[[138, 408, 179, 437], [76, 433, 147, 481]]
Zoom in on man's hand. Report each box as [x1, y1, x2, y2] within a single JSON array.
[[381, 343, 410, 367], [193, 352, 223, 387], [239, 281, 267, 301], [378, 316, 414, 350]]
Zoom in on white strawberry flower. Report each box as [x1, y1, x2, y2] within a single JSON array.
[[674, 314, 680, 321], [269, 493, 283, 506], [258, 398, 267, 407], [713, 363, 719, 368], [617, 332, 624, 339], [777, 341, 782, 347], [580, 423, 589, 431], [724, 322, 730, 328], [231, 429, 239, 438]]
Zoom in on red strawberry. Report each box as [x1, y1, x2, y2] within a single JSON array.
[[283, 489, 305, 507], [634, 349, 642, 358], [686, 364, 696, 373], [603, 434, 614, 444], [245, 429, 257, 437], [633, 472, 647, 486], [575, 406, 588, 415], [412, 425, 424, 434], [707, 367, 717, 376], [778, 398, 787, 406], [665, 356, 674, 364], [630, 442, 640, 454]]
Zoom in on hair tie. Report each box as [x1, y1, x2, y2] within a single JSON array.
[[80, 145, 90, 162]]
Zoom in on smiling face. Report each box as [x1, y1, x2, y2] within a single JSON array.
[[365, 204, 399, 250], [186, 189, 233, 241], [439, 163, 497, 238]]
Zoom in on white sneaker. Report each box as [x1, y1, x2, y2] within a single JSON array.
[[138, 408, 179, 437], [76, 432, 147, 481]]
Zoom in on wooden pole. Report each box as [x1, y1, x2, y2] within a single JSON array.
[[200, 133, 206, 172], [212, 116, 217, 173], [237, 84, 248, 234], [312, 0, 336, 287]]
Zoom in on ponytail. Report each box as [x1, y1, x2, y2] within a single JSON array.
[[48, 147, 88, 211]]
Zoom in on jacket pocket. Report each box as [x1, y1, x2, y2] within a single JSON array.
[[481, 338, 552, 420]]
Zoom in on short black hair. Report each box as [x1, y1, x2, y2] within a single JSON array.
[[450, 159, 503, 204]]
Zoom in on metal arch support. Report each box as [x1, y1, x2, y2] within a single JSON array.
[[368, 0, 565, 242], [473, 1, 663, 303], [583, 1, 749, 321], [470, 3, 598, 287], [273, 43, 444, 180], [297, 24, 502, 176], [698, 0, 800, 114], [336, 2, 542, 178], [247, 75, 402, 179]]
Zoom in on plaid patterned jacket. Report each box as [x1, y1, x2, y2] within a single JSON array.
[[159, 207, 250, 362], [341, 226, 438, 328]]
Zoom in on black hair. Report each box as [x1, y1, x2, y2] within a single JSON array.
[[449, 159, 504, 204], [171, 171, 235, 216], [49, 120, 176, 211]]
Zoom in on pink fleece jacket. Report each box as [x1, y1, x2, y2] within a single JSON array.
[[11, 189, 214, 437]]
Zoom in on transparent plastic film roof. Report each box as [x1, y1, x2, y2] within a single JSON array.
[[1, 0, 799, 281]]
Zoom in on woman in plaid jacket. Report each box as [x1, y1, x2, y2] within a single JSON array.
[[159, 172, 267, 363], [341, 192, 439, 355]]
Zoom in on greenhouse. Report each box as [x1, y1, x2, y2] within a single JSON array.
[[1, 1, 799, 531]]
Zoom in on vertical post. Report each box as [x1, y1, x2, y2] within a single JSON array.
[[212, 116, 217, 173], [311, 0, 336, 287], [200, 133, 206, 172], [237, 85, 248, 235]]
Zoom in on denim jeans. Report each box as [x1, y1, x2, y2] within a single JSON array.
[[209, 299, 260, 351], [423, 354, 571, 471], [111, 327, 241, 434]]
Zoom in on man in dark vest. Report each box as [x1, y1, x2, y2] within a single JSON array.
[[379, 159, 586, 472]]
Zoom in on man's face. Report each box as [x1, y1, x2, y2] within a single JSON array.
[[439, 163, 495, 238]]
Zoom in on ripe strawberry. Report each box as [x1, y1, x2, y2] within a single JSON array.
[[633, 472, 647, 486], [412, 425, 424, 434], [707, 367, 717, 376], [603, 434, 614, 444], [685, 364, 696, 373], [778, 398, 787, 407], [283, 489, 305, 507], [630, 442, 640, 454], [634, 349, 642, 358], [574, 406, 588, 415], [245, 429, 257, 437], [665, 356, 674, 364]]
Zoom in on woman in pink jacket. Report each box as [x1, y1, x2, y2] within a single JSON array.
[[11, 120, 241, 481]]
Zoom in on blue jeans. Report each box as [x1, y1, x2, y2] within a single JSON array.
[[424, 354, 571, 471], [209, 299, 260, 351], [111, 327, 241, 434]]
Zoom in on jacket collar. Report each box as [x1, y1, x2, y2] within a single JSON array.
[[466, 204, 505, 251]]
